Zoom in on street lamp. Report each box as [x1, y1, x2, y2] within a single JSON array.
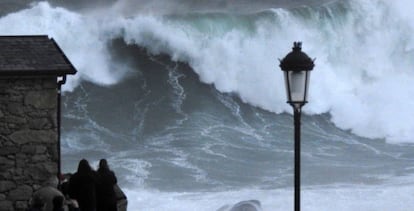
[[279, 42, 315, 211]]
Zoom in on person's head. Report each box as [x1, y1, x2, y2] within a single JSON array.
[[52, 195, 64, 211], [98, 159, 109, 170], [77, 159, 92, 174]]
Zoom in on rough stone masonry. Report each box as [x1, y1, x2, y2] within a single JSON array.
[[0, 77, 59, 210], [0, 35, 76, 211]]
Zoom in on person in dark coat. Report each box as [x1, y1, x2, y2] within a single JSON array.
[[52, 195, 65, 211], [69, 159, 97, 211], [96, 159, 118, 211]]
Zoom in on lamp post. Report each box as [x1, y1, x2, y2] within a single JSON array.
[[279, 42, 315, 211]]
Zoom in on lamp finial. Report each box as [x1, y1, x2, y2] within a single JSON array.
[[293, 42, 302, 51]]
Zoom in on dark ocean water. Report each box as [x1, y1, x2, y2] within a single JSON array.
[[2, 0, 414, 210]]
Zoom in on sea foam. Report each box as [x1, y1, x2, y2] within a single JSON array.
[[0, 0, 413, 143]]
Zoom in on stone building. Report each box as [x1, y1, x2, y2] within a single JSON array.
[[0, 35, 76, 211]]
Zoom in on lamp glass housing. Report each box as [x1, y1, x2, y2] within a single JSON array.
[[284, 70, 311, 107]]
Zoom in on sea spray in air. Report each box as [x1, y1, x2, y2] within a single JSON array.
[[0, 2, 128, 89], [3, 0, 411, 142]]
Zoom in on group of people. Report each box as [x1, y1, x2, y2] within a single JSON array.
[[28, 158, 123, 211]]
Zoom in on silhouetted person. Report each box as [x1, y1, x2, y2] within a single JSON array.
[[59, 173, 72, 197], [96, 159, 118, 211], [69, 159, 97, 211], [52, 195, 65, 211]]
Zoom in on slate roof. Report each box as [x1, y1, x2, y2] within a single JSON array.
[[0, 35, 77, 76]]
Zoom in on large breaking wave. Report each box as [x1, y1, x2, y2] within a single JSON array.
[[1, 0, 413, 143]]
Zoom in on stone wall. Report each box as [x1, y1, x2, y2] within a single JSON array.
[[0, 77, 58, 211]]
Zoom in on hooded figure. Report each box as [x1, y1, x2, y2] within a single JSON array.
[[96, 159, 118, 211], [69, 159, 97, 211]]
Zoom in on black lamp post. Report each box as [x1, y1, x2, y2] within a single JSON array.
[[279, 42, 315, 211]]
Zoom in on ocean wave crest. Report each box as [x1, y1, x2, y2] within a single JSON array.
[[1, 0, 413, 143]]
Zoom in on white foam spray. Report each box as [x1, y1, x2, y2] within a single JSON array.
[[0, 0, 413, 144], [0, 2, 127, 90], [123, 179, 414, 211]]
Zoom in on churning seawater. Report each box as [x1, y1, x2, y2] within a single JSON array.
[[1, 0, 414, 210]]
